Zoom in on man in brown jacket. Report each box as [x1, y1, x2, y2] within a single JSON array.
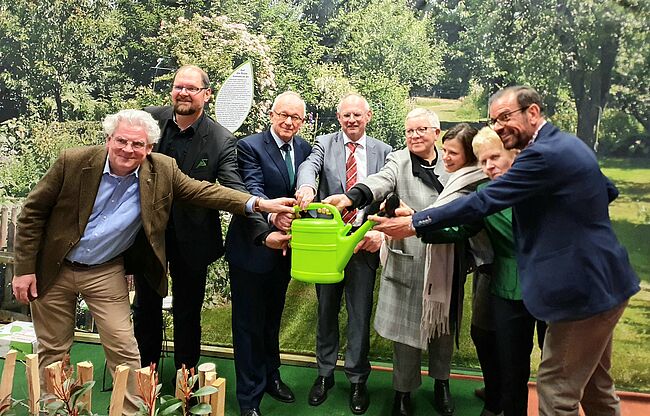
[[12, 109, 294, 413]]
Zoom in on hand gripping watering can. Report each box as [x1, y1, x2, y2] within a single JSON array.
[[290, 203, 375, 284]]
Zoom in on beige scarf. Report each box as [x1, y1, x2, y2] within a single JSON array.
[[421, 165, 487, 344]]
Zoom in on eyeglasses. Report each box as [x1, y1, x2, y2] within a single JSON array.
[[339, 112, 366, 121], [405, 126, 436, 137], [112, 136, 149, 151], [487, 106, 530, 127], [172, 85, 208, 95], [272, 111, 304, 123]]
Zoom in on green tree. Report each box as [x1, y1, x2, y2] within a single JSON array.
[[329, 0, 443, 92], [609, 0, 650, 134], [115, 0, 184, 91], [460, 0, 646, 148], [212, 0, 326, 94], [0, 0, 127, 121]]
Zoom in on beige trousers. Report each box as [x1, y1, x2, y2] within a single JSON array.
[[537, 301, 628, 416], [30, 258, 142, 414]]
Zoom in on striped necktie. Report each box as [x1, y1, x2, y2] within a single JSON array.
[[342, 142, 358, 223]]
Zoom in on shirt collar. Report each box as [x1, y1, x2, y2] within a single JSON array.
[[529, 120, 547, 145], [104, 155, 140, 178], [343, 132, 366, 148], [270, 128, 294, 149], [172, 110, 205, 132]]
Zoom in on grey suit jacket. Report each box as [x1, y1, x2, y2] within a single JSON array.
[[296, 131, 392, 209], [362, 148, 449, 348]]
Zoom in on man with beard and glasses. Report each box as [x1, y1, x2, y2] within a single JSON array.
[[133, 64, 249, 378]]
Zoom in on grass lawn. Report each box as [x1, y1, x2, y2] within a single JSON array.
[[200, 101, 650, 393]]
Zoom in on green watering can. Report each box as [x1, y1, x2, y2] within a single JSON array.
[[290, 203, 375, 284]]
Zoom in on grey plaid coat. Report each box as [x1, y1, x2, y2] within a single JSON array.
[[362, 148, 448, 349]]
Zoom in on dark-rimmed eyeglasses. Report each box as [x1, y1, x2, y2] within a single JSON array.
[[272, 111, 305, 123], [487, 106, 530, 128], [172, 85, 208, 95], [405, 126, 436, 137]]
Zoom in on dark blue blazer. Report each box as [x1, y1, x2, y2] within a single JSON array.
[[413, 123, 639, 322], [225, 130, 312, 273]]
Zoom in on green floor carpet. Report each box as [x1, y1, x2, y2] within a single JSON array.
[[1, 342, 487, 415]]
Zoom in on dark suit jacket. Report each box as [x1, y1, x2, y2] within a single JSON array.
[[413, 123, 640, 322], [14, 145, 251, 297], [225, 130, 312, 273], [144, 106, 247, 267]]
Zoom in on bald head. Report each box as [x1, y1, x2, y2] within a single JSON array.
[[336, 93, 372, 141]]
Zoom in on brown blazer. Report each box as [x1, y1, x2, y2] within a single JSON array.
[[14, 145, 250, 297]]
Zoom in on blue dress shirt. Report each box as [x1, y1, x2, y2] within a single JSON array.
[[67, 157, 143, 265]]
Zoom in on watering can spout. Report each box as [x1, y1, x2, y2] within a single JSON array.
[[336, 218, 376, 272]]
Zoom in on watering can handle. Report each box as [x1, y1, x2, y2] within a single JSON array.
[[293, 203, 343, 223]]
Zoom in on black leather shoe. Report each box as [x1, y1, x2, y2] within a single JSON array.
[[308, 375, 334, 406], [392, 391, 411, 416], [241, 408, 262, 416], [265, 378, 295, 403], [433, 379, 454, 416], [350, 382, 370, 415]]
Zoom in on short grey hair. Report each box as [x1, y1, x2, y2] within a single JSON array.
[[336, 93, 370, 113], [102, 109, 161, 144], [271, 91, 306, 116], [405, 107, 440, 129]]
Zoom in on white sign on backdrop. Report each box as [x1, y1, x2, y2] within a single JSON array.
[[215, 61, 254, 134]]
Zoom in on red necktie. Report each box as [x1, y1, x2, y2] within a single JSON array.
[[342, 142, 358, 224]]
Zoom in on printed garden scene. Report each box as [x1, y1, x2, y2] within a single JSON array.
[[0, 1, 648, 415]]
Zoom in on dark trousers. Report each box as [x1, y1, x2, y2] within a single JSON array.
[[492, 295, 547, 416], [471, 324, 502, 413], [229, 262, 291, 411], [315, 251, 377, 383], [132, 235, 208, 371]]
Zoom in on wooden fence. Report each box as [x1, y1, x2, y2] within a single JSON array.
[[0, 350, 227, 415], [0, 203, 28, 320]]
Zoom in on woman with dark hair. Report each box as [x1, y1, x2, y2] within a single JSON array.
[[414, 123, 491, 416]]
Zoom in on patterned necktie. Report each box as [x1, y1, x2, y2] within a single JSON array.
[[281, 143, 294, 189], [342, 142, 359, 224]]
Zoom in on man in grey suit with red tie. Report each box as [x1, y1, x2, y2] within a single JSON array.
[[295, 93, 392, 415], [372, 86, 640, 416]]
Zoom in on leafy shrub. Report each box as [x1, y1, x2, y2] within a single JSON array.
[[597, 109, 648, 157], [456, 82, 487, 121], [0, 118, 102, 198], [356, 75, 409, 149], [548, 89, 578, 135]]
